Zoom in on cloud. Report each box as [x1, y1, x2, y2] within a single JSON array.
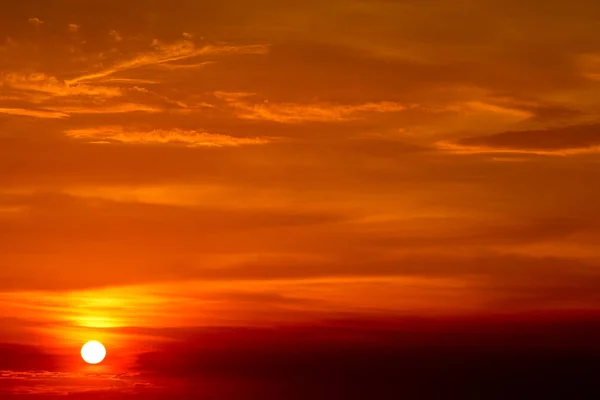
[[156, 61, 214, 70], [0, 41, 270, 124], [68, 24, 80, 33], [128, 317, 600, 399], [0, 72, 175, 118], [0, 107, 68, 119], [1, 73, 123, 98], [0, 369, 156, 397], [67, 42, 269, 85], [578, 53, 600, 81], [65, 126, 272, 147], [1, 189, 597, 304], [3, 317, 600, 399], [27, 18, 43, 26], [214, 92, 407, 123], [108, 29, 122, 42], [438, 124, 600, 155], [0, 73, 169, 118], [98, 78, 159, 85], [0, 344, 57, 371], [458, 101, 534, 120], [0, 104, 160, 119], [55, 103, 163, 115], [0, 191, 351, 291]]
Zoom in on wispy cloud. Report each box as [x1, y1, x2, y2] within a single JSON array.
[[0, 73, 165, 118], [98, 78, 159, 85], [1, 73, 123, 99], [156, 61, 214, 70], [0, 41, 268, 121], [65, 126, 272, 147], [67, 42, 269, 85], [214, 92, 407, 123]]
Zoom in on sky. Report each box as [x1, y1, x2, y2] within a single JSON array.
[[1, 0, 600, 398]]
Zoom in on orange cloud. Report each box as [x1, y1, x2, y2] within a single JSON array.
[[459, 101, 534, 120], [578, 53, 600, 81], [65, 126, 272, 147], [108, 29, 122, 42], [0, 73, 169, 117], [27, 17, 43, 26], [55, 103, 163, 115], [0, 103, 161, 119], [0, 107, 68, 118], [437, 124, 600, 156], [214, 92, 407, 123], [156, 61, 214, 70], [1, 73, 123, 99], [67, 42, 269, 85]]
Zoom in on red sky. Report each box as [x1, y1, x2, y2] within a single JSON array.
[[1, 0, 600, 398]]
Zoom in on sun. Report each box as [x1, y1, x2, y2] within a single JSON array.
[[81, 341, 107, 364]]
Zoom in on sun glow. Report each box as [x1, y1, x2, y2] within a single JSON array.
[[81, 341, 107, 364]]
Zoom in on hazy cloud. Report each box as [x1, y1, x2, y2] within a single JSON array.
[[27, 18, 43, 26], [440, 124, 600, 155], [108, 29, 122, 42]]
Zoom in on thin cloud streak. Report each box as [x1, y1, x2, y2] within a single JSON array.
[[439, 124, 600, 156], [436, 141, 600, 156], [65, 126, 273, 147], [214, 92, 408, 123], [0, 107, 68, 119]]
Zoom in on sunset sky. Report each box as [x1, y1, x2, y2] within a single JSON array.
[[2, 0, 600, 398]]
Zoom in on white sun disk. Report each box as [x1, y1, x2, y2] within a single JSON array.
[[81, 341, 106, 364]]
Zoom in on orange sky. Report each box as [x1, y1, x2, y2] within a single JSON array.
[[2, 0, 600, 398]]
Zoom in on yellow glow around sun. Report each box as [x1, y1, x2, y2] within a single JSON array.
[[81, 341, 107, 364]]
